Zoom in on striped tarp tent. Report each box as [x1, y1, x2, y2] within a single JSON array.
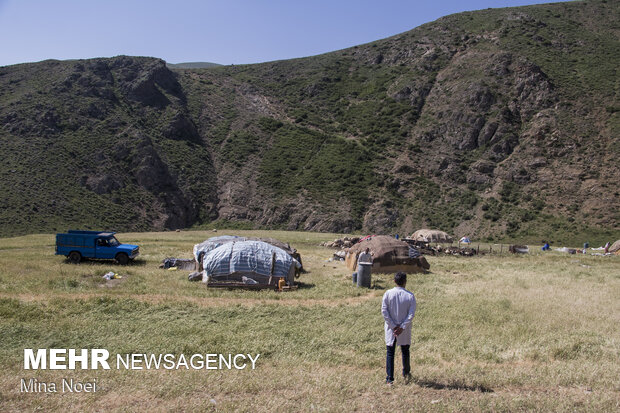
[[201, 240, 299, 286], [194, 236, 302, 270]]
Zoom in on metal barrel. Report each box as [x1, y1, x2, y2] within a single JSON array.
[[356, 264, 372, 288]]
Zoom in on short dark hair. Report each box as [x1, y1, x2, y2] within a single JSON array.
[[394, 272, 406, 286]]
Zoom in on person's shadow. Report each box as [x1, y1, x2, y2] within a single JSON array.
[[370, 278, 388, 290], [414, 378, 494, 393], [295, 281, 315, 290]]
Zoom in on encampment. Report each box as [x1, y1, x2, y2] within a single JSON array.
[[345, 235, 429, 274], [197, 240, 300, 288], [410, 229, 453, 243]]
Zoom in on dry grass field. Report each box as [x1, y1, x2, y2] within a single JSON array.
[[0, 230, 619, 412]]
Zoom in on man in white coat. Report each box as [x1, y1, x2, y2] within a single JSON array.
[[381, 271, 417, 384]]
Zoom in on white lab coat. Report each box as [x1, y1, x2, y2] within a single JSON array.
[[381, 286, 417, 346]]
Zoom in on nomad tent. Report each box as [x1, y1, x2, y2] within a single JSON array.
[[345, 235, 429, 274], [199, 240, 300, 287], [194, 235, 303, 271], [411, 229, 454, 243]]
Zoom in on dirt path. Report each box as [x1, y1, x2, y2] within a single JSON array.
[[0, 291, 380, 308]]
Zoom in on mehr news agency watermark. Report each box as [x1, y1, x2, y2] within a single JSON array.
[[20, 348, 260, 393]]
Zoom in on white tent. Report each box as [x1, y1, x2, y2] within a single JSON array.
[[411, 229, 453, 243]]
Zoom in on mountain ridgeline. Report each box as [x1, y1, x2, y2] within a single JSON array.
[[0, 0, 618, 243]]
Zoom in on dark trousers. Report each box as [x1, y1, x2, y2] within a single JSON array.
[[386, 343, 410, 382]]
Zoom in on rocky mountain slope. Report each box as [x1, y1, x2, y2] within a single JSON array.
[[0, 0, 618, 243], [166, 62, 221, 69]]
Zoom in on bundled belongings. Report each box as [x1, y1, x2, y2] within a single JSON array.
[[444, 246, 478, 256], [411, 229, 453, 244], [333, 250, 347, 261], [589, 241, 617, 256], [402, 238, 437, 255], [159, 257, 197, 270], [556, 247, 577, 254], [321, 237, 361, 249], [403, 239, 478, 256], [197, 240, 301, 289], [593, 242, 611, 253], [345, 235, 429, 274]]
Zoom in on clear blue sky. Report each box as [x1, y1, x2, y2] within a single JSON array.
[[0, 0, 565, 67]]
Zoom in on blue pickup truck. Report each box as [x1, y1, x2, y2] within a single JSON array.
[[55, 230, 140, 264]]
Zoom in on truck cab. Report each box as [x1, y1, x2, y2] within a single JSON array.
[[55, 230, 140, 264]]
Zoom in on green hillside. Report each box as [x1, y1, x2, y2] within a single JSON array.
[[0, 0, 618, 244]]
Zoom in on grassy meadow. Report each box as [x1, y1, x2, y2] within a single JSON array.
[[0, 230, 619, 412]]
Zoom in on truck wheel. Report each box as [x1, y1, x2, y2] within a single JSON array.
[[115, 253, 129, 265], [68, 251, 81, 264]]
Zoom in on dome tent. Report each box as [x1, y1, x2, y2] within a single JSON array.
[[345, 235, 429, 274], [194, 235, 303, 271], [411, 229, 453, 243], [609, 240, 620, 254], [199, 240, 300, 287]]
